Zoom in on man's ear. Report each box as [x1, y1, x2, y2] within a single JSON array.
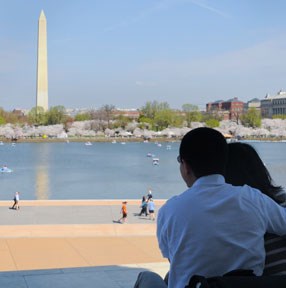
[[182, 161, 191, 175], [183, 161, 196, 187]]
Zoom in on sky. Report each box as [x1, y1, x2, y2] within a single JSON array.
[[1, 0, 286, 111]]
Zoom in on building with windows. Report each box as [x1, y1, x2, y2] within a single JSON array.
[[261, 90, 286, 118], [246, 98, 261, 112], [206, 98, 244, 121]]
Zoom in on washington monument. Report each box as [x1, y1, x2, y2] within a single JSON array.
[[36, 10, 48, 112]]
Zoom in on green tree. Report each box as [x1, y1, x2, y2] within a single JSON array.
[[182, 104, 202, 126], [46, 106, 67, 125], [0, 116, 5, 125], [74, 113, 91, 121], [137, 116, 153, 129], [139, 101, 171, 129], [28, 107, 47, 125], [240, 108, 261, 128], [153, 109, 183, 130], [205, 118, 220, 128], [154, 110, 173, 130], [140, 101, 170, 119], [0, 108, 6, 125], [113, 115, 131, 129]]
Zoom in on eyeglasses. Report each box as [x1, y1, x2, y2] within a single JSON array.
[[177, 155, 182, 163]]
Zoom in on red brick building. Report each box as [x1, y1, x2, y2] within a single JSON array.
[[206, 98, 244, 121]]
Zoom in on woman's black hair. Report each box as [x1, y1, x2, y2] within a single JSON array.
[[225, 142, 284, 204]]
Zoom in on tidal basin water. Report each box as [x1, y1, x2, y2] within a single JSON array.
[[0, 141, 285, 200]]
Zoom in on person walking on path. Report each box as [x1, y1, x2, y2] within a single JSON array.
[[148, 198, 155, 220], [139, 197, 148, 217], [118, 201, 128, 223], [11, 191, 20, 210], [147, 188, 153, 200]]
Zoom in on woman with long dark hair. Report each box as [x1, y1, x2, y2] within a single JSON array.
[[225, 142, 286, 275]]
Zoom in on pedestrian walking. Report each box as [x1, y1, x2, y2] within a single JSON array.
[[148, 198, 155, 220], [118, 201, 128, 223], [11, 191, 20, 210], [139, 197, 148, 216], [147, 188, 153, 200]]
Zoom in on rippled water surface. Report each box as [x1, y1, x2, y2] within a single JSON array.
[[0, 141, 285, 200]]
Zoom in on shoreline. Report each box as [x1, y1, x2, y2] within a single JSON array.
[[1, 136, 286, 143], [0, 137, 180, 143]]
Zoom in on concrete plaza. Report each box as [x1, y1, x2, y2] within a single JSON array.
[[0, 200, 169, 288]]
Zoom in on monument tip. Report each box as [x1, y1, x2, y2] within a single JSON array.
[[39, 10, 46, 19]]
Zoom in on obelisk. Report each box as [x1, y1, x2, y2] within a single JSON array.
[[36, 10, 48, 112]]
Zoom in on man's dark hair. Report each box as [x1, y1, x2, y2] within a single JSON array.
[[179, 127, 228, 178]]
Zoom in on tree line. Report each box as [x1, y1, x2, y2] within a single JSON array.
[[0, 101, 263, 130]]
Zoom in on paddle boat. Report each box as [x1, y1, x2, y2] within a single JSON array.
[[85, 141, 92, 146], [0, 166, 13, 173], [147, 153, 155, 158], [152, 158, 160, 165]]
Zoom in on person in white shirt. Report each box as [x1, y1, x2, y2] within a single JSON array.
[[148, 198, 155, 221], [11, 191, 20, 210], [134, 127, 286, 288]]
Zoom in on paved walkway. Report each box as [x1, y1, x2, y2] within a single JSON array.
[[0, 200, 169, 288]]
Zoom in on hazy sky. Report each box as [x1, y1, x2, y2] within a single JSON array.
[[1, 0, 286, 111]]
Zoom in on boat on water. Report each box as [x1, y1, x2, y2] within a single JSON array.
[[166, 145, 172, 150], [147, 153, 155, 157], [85, 141, 92, 146], [0, 166, 13, 173], [152, 158, 160, 165], [111, 140, 117, 144]]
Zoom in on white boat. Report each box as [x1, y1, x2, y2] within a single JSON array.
[[85, 141, 92, 146], [147, 153, 155, 157], [111, 140, 117, 144], [152, 158, 160, 165], [226, 138, 238, 143], [0, 141, 4, 145], [0, 167, 13, 173]]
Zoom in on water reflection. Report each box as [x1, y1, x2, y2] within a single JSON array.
[[35, 144, 50, 199]]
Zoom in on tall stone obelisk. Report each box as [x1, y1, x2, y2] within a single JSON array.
[[36, 10, 48, 112]]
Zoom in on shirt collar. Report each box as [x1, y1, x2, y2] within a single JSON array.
[[192, 174, 225, 188]]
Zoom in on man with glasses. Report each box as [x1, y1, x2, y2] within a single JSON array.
[[134, 127, 286, 288]]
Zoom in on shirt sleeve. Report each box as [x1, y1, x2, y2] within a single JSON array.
[[157, 205, 169, 259], [261, 193, 286, 236]]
